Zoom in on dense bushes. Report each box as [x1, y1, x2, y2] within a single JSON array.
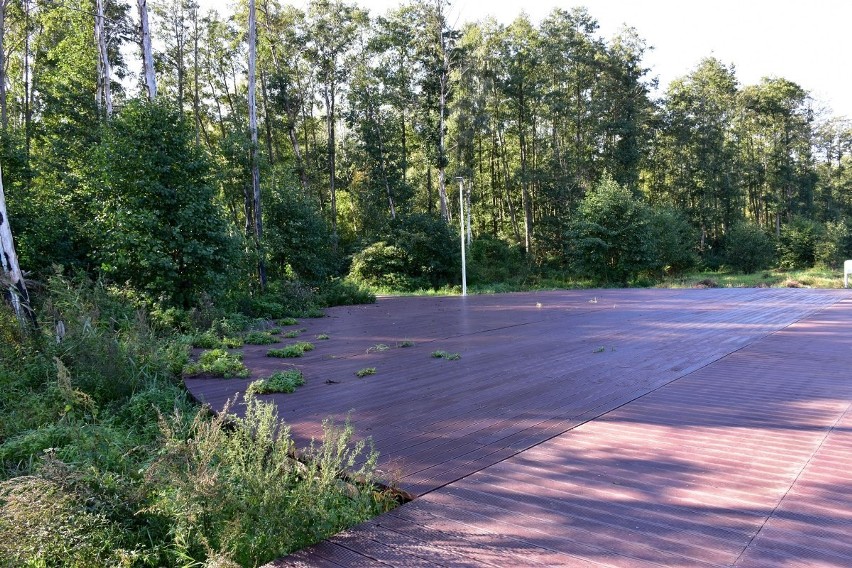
[[724, 221, 776, 273], [0, 277, 392, 566], [566, 175, 696, 284], [349, 214, 460, 290]]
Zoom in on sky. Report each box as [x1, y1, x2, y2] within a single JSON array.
[[206, 0, 852, 119]]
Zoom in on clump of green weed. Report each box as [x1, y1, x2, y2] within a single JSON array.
[[183, 349, 250, 378], [355, 368, 376, 377], [246, 370, 305, 395], [243, 331, 278, 345], [316, 333, 330, 340], [282, 329, 305, 339], [431, 350, 460, 361], [278, 317, 299, 326], [367, 344, 389, 353], [143, 398, 395, 566], [397, 340, 414, 348], [190, 331, 243, 349], [267, 342, 315, 358]]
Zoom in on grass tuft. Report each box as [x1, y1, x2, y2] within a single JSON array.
[[316, 333, 330, 340], [355, 367, 376, 377], [431, 350, 461, 361], [243, 331, 278, 345], [246, 370, 305, 395], [183, 349, 250, 378], [267, 342, 315, 358]]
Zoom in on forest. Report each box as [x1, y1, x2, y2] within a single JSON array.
[[1, 0, 851, 565]]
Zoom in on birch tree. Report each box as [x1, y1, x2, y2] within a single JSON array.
[[0, 163, 33, 325], [95, 0, 113, 116], [138, 0, 157, 99], [248, 0, 266, 287]]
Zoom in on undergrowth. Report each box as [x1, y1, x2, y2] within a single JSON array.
[[246, 370, 305, 395], [0, 276, 395, 567]]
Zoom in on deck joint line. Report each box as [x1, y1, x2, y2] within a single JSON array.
[[416, 295, 845, 499], [732, 398, 852, 566]]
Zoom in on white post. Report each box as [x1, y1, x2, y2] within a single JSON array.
[[457, 177, 467, 297], [844, 259, 852, 288]]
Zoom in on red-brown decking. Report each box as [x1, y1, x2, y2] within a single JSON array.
[[185, 289, 852, 566]]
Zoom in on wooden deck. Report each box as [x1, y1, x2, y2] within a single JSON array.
[[185, 288, 852, 566]]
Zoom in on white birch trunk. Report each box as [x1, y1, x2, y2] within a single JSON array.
[[248, 0, 266, 287], [95, 0, 112, 116], [0, 163, 33, 325], [138, 0, 157, 100]]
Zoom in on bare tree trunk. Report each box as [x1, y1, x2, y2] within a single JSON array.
[[95, 0, 112, 117], [0, 0, 7, 129], [0, 164, 34, 326], [325, 86, 338, 249], [138, 0, 157, 100], [248, 0, 266, 288]]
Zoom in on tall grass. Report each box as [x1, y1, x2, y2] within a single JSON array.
[[0, 276, 395, 566]]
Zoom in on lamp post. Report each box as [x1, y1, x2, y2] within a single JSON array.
[[456, 177, 467, 297]]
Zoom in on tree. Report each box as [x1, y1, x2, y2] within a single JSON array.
[[568, 173, 653, 284], [138, 0, 157, 100], [86, 101, 235, 307], [247, 0, 265, 287], [305, 0, 366, 248], [0, 162, 33, 324]]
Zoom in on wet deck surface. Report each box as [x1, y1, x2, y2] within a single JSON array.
[[185, 289, 852, 567]]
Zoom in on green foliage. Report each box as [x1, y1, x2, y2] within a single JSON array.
[[354, 367, 377, 377], [267, 342, 315, 358], [278, 317, 299, 326], [183, 349, 250, 378], [282, 329, 304, 339], [646, 207, 699, 276], [246, 370, 305, 395], [468, 235, 529, 284], [190, 330, 243, 349], [431, 350, 461, 360], [0, 475, 133, 566], [349, 214, 461, 291], [143, 399, 393, 566], [567, 174, 653, 284], [317, 278, 376, 307], [778, 217, 825, 269], [264, 187, 339, 282], [724, 222, 776, 273], [815, 219, 852, 268], [86, 100, 237, 308], [317, 334, 331, 340], [243, 331, 279, 345]]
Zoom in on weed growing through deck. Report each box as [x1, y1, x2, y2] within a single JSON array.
[[267, 342, 315, 358], [245, 370, 305, 395], [397, 340, 414, 348], [278, 317, 299, 326], [355, 367, 376, 377], [243, 331, 279, 345], [183, 349, 250, 378], [593, 346, 605, 353], [191, 330, 243, 349], [431, 350, 461, 361], [367, 344, 390, 353], [316, 333, 330, 340], [282, 329, 305, 339]]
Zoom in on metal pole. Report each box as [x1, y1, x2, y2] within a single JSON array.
[[457, 177, 467, 296]]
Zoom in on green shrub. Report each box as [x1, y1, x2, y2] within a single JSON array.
[[318, 278, 376, 306], [0, 476, 131, 566], [183, 349, 250, 378], [724, 221, 776, 273], [468, 235, 528, 284], [267, 342, 315, 358], [815, 219, 852, 268], [278, 317, 299, 326], [646, 207, 698, 276], [246, 370, 305, 395], [349, 214, 460, 291], [143, 399, 393, 566], [566, 174, 653, 284], [354, 367, 376, 378], [778, 217, 824, 269], [243, 331, 278, 345]]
